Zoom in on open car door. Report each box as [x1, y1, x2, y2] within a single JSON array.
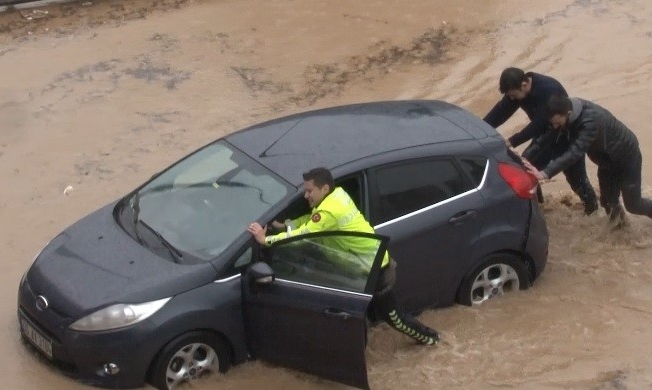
[[242, 231, 389, 389]]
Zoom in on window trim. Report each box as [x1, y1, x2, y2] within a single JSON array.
[[214, 274, 241, 283], [455, 155, 490, 189], [375, 187, 476, 229], [273, 278, 374, 298]]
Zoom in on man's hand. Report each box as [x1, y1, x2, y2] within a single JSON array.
[[520, 157, 536, 171], [247, 222, 267, 245], [521, 157, 549, 181]]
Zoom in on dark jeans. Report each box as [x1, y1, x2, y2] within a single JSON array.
[[591, 150, 652, 218], [371, 259, 438, 344], [524, 140, 598, 211]]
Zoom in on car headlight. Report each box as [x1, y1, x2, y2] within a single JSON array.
[[69, 297, 171, 331]]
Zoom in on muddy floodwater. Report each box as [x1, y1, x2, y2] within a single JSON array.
[[2, 0, 652, 388]]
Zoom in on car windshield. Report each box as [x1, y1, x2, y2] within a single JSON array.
[[121, 140, 290, 262]]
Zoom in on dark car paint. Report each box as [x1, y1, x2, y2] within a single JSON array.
[[225, 100, 493, 186], [17, 100, 549, 390], [243, 278, 372, 389], [525, 198, 549, 277], [19, 270, 250, 388], [242, 233, 389, 390], [375, 189, 486, 312], [25, 202, 218, 317]]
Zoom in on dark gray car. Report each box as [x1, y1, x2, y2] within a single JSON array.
[[17, 100, 548, 390]]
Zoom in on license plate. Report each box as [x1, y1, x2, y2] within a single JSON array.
[[20, 316, 53, 359]]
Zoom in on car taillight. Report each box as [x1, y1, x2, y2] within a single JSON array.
[[498, 162, 538, 200]]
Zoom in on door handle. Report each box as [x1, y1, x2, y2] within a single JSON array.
[[448, 210, 477, 224], [322, 308, 352, 320]]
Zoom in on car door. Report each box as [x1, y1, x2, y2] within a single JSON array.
[[242, 231, 389, 390], [369, 157, 485, 312]]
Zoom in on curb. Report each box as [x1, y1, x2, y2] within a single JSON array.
[[0, 0, 75, 13]]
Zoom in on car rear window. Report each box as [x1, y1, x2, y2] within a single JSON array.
[[373, 159, 467, 223], [458, 157, 488, 188]]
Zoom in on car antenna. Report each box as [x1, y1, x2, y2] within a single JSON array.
[[259, 119, 303, 158]]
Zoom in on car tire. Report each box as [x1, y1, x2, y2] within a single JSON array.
[[149, 331, 230, 390], [458, 253, 530, 306]]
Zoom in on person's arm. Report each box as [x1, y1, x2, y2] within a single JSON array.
[[288, 214, 310, 230], [534, 118, 598, 179], [263, 210, 338, 246], [521, 127, 556, 163], [483, 96, 519, 129], [508, 118, 548, 148]]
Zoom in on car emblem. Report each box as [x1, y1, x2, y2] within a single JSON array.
[[36, 295, 49, 311]]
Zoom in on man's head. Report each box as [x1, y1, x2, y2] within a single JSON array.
[[302, 167, 334, 208], [499, 67, 531, 100], [546, 95, 573, 131]]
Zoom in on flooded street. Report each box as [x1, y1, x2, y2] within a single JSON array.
[[2, 0, 652, 388]]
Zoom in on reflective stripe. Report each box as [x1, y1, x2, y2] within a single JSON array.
[[387, 310, 434, 344]]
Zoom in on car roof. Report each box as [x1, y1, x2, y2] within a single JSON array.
[[225, 100, 496, 186]]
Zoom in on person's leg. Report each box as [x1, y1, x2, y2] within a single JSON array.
[[619, 150, 652, 218], [373, 258, 439, 345], [562, 157, 598, 215], [373, 288, 440, 345], [597, 161, 623, 220]]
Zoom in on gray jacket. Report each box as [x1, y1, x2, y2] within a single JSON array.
[[529, 98, 640, 178]]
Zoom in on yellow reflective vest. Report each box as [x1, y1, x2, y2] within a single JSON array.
[[264, 187, 390, 268]]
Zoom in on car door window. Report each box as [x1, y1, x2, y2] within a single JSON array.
[[269, 173, 367, 231], [336, 175, 365, 216], [267, 232, 387, 294], [373, 159, 467, 224]]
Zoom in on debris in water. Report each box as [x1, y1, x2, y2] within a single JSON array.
[[20, 10, 49, 21]]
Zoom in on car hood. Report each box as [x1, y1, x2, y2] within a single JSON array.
[[25, 201, 217, 318]]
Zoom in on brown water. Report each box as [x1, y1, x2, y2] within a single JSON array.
[[2, 0, 652, 388]]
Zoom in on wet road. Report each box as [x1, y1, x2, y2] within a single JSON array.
[[2, 0, 652, 388]]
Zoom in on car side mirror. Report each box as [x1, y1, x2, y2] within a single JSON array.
[[247, 261, 275, 284]]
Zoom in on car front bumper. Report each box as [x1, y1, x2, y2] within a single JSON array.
[[17, 279, 160, 389]]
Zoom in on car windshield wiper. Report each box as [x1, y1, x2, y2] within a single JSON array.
[[215, 180, 272, 205], [130, 192, 148, 247], [139, 220, 183, 264]]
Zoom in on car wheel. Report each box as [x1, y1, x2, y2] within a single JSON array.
[[150, 331, 230, 390], [458, 254, 530, 306]]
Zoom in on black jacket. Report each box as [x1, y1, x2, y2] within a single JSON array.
[[483, 72, 567, 147], [531, 98, 640, 178]]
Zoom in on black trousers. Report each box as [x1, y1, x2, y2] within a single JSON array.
[[371, 259, 438, 344], [524, 140, 597, 209], [591, 150, 652, 218]]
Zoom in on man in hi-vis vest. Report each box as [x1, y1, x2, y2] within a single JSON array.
[[248, 167, 440, 345]]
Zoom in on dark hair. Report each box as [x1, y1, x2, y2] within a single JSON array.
[[302, 167, 334, 189], [499, 67, 526, 93], [546, 95, 572, 117]]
